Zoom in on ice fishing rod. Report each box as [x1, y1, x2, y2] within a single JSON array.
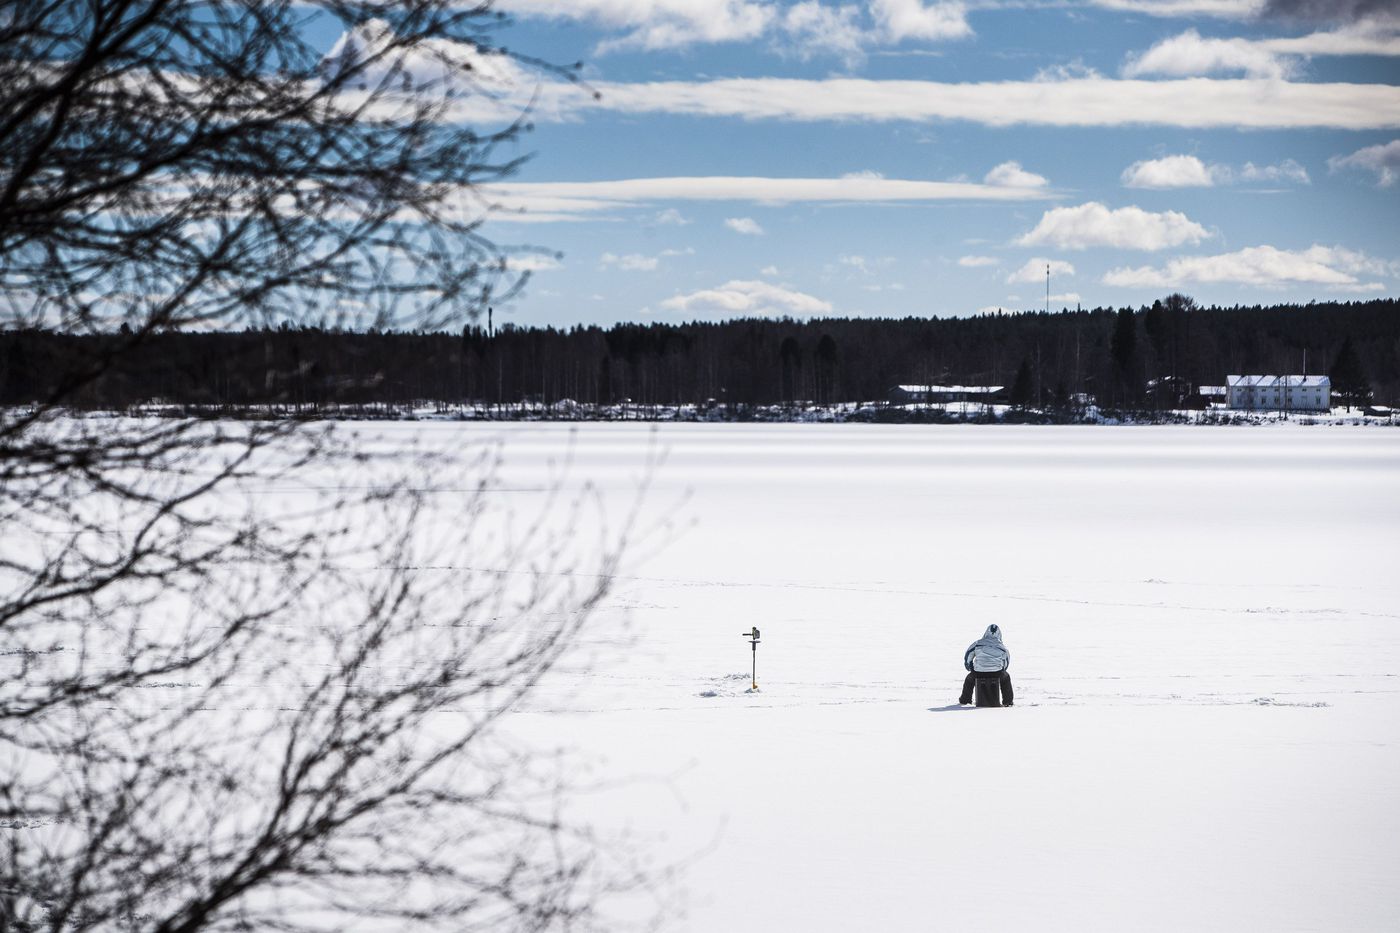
[[742, 627, 760, 691]]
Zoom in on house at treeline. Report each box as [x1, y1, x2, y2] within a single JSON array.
[[1226, 375, 1331, 411], [1198, 385, 1228, 406], [889, 384, 1006, 405]]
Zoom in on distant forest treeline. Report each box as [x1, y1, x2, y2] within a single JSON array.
[[3, 297, 1397, 413]]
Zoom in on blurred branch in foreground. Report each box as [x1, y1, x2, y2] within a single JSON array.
[[0, 2, 651, 930]]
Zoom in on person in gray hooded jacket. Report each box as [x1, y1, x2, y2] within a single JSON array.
[[958, 624, 1014, 706]]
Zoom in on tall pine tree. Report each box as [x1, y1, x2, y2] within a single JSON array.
[[1330, 336, 1371, 411], [1010, 358, 1034, 409], [1110, 307, 1139, 406]]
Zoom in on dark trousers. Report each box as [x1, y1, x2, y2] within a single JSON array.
[[960, 670, 1013, 705]]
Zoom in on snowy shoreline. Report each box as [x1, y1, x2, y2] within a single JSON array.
[[17, 402, 1399, 427]]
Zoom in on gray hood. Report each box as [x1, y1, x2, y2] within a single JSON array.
[[965, 625, 1010, 672]]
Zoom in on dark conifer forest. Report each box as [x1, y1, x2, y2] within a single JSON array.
[[3, 297, 1397, 415]]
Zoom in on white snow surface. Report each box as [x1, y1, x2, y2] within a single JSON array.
[[378, 422, 1398, 933], [52, 421, 1400, 930]]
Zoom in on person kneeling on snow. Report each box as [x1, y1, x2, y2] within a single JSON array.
[[959, 624, 1014, 706]]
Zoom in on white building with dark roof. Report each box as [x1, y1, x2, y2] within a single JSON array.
[[1226, 375, 1330, 411]]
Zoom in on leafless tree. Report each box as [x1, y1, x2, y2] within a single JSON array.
[[0, 3, 642, 930]]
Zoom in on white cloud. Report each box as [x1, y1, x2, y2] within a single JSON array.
[[439, 69, 1400, 130], [500, 175, 1051, 205], [499, 0, 989, 59], [504, 253, 562, 272], [1049, 292, 1081, 303], [781, 2, 867, 65], [1122, 155, 1221, 188], [725, 216, 765, 235], [1328, 139, 1400, 186], [1239, 159, 1311, 184], [870, 0, 973, 42], [653, 207, 691, 225], [958, 255, 1000, 267], [1123, 30, 1294, 79], [600, 247, 692, 270], [1262, 20, 1400, 58], [1008, 258, 1076, 284], [760, 265, 781, 276], [1122, 21, 1400, 80], [1332, 282, 1391, 294], [984, 161, 1049, 188], [483, 174, 1051, 223], [839, 254, 895, 274], [1122, 154, 1310, 187], [659, 279, 833, 317], [500, 0, 774, 52], [1018, 202, 1211, 251], [1102, 244, 1396, 288], [1090, 1, 1265, 16], [1317, 245, 1398, 277], [1034, 60, 1104, 82], [323, 19, 534, 94], [338, 14, 1400, 131], [504, 0, 978, 57], [522, 76, 1400, 130], [600, 252, 660, 271]]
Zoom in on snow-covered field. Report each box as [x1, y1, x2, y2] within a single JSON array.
[[432, 423, 1398, 933], [41, 421, 1393, 930]]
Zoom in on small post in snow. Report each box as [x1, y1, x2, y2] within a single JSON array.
[[742, 627, 760, 691]]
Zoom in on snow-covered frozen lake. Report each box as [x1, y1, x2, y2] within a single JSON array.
[[354, 422, 1398, 933], [250, 422, 1400, 930]]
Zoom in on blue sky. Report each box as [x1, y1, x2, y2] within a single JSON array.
[[343, 1, 1400, 326]]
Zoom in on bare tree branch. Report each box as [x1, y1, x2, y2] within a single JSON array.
[[0, 3, 645, 931]]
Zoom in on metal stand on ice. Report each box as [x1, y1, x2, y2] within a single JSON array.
[[742, 627, 760, 692]]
